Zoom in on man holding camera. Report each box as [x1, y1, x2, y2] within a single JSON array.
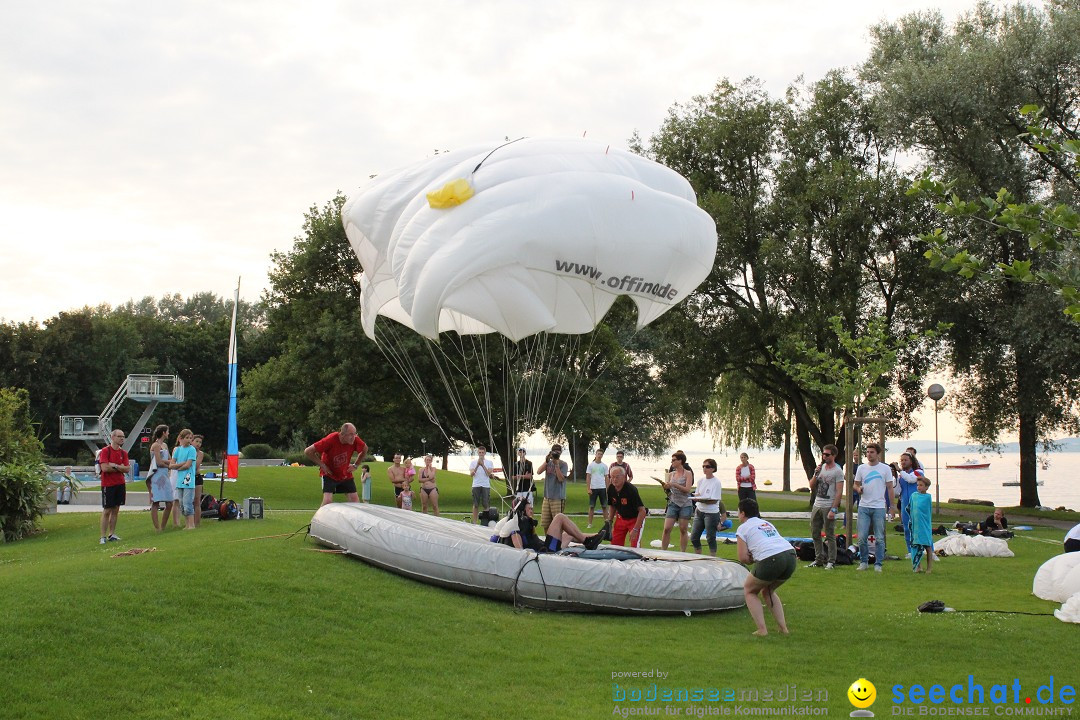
[[470, 445, 496, 524], [540, 443, 568, 533]]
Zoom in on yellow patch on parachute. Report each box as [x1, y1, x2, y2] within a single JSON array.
[[426, 178, 475, 208]]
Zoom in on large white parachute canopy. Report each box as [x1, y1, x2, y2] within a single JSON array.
[[344, 137, 717, 342], [342, 137, 717, 453]]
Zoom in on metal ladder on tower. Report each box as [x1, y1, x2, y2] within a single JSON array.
[[60, 374, 185, 454]]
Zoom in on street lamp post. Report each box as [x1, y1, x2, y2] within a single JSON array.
[[421, 438, 426, 456], [927, 384, 946, 513]]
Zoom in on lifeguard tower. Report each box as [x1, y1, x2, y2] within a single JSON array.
[[60, 374, 185, 454]]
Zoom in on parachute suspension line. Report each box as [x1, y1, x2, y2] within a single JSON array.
[[471, 333, 498, 452], [429, 332, 488, 447], [372, 321, 436, 422], [372, 321, 458, 448], [422, 334, 479, 444], [551, 324, 648, 439], [508, 332, 552, 450], [549, 331, 604, 433]]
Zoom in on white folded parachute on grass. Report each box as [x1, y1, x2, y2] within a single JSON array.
[[341, 138, 718, 450]]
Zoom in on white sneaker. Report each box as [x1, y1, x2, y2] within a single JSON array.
[[875, 565, 883, 573], [905, 552, 912, 559], [856, 563, 868, 571], [587, 523, 593, 529], [99, 537, 107, 545], [824, 563, 835, 570]]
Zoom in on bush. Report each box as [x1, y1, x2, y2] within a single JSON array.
[[74, 450, 94, 466], [240, 443, 274, 459], [0, 387, 50, 542], [284, 452, 315, 466]]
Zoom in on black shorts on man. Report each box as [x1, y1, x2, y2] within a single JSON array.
[[322, 477, 357, 494], [101, 485, 126, 509]]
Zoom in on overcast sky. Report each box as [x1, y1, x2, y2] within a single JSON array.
[[0, 0, 994, 325]]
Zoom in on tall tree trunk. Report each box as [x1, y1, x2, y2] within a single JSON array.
[[1015, 349, 1042, 508], [793, 412, 818, 485]]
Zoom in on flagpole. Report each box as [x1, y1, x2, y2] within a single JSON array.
[[222, 277, 240, 500]]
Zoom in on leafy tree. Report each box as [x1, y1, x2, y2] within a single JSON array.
[[863, 0, 1080, 505], [0, 387, 49, 542], [913, 106, 1080, 316], [636, 73, 940, 480]]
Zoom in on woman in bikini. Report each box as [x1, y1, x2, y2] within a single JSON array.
[[419, 454, 439, 515]]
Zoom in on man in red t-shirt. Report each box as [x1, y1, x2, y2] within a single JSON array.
[[306, 423, 368, 506], [98, 428, 130, 545]]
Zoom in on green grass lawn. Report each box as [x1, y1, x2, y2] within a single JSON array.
[[3, 466, 1077, 719]]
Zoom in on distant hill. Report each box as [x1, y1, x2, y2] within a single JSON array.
[[902, 438, 1080, 454]]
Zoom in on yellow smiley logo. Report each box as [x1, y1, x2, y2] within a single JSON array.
[[848, 678, 877, 709]]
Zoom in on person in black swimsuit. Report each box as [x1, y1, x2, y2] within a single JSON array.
[[419, 454, 439, 516]]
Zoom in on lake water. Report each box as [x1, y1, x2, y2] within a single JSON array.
[[444, 448, 1080, 510]]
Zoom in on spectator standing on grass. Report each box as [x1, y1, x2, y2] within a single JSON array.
[[387, 454, 406, 508], [98, 428, 129, 544], [907, 477, 934, 573], [607, 465, 645, 547], [171, 429, 198, 530], [419, 454, 439, 515], [895, 453, 924, 557], [192, 434, 205, 526], [540, 444, 568, 532], [360, 464, 372, 503], [585, 449, 609, 528], [470, 445, 495, 524], [509, 448, 535, 517], [689, 458, 726, 556], [148, 425, 174, 531], [853, 443, 894, 572], [735, 452, 757, 502], [610, 450, 634, 482], [807, 444, 843, 569], [306, 423, 367, 507], [660, 451, 694, 552]]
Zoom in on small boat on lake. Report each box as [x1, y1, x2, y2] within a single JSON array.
[[946, 459, 991, 469], [1001, 480, 1044, 487]]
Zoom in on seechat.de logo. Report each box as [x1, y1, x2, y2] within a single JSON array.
[[849, 678, 878, 717]]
